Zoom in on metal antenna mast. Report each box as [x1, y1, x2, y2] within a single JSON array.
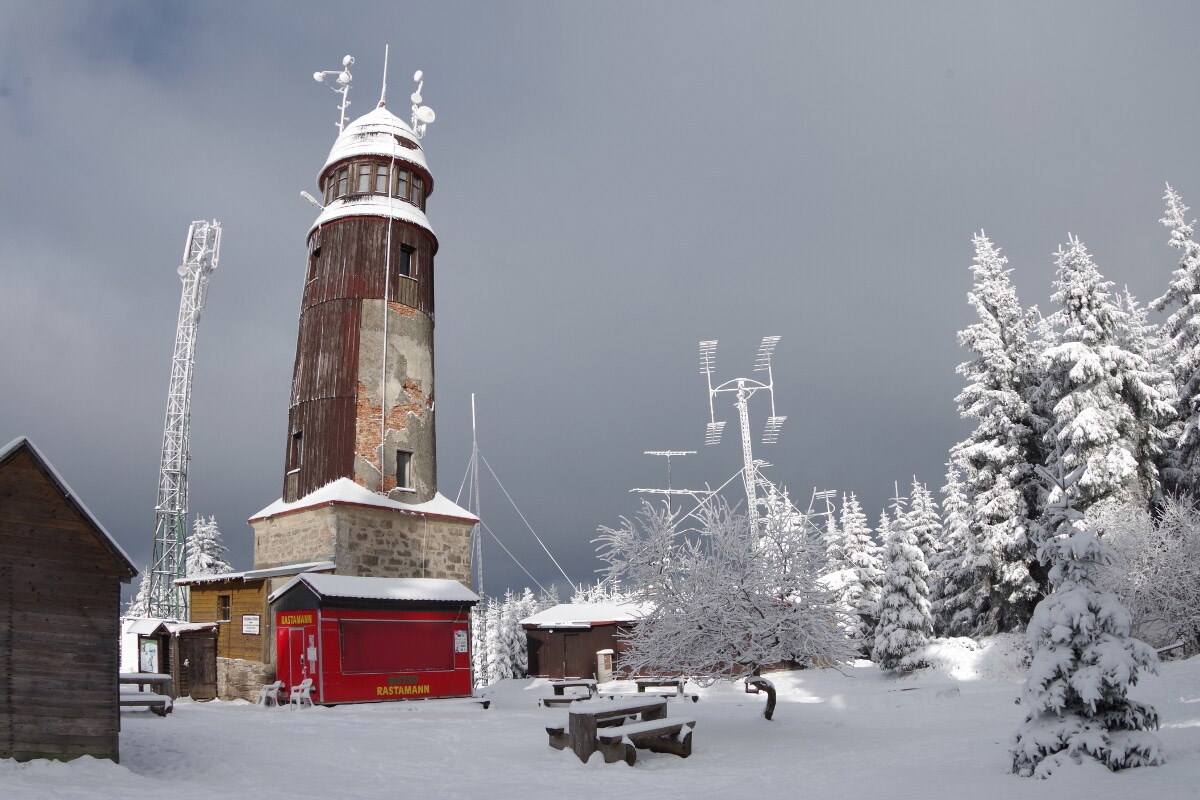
[[313, 54, 355, 133], [640, 451, 695, 515], [147, 220, 221, 620], [701, 336, 786, 535]]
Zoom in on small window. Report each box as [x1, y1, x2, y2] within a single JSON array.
[[291, 430, 303, 468], [395, 169, 410, 201], [375, 164, 389, 194], [389, 246, 414, 300], [356, 163, 371, 194], [413, 177, 424, 209], [396, 450, 413, 490], [218, 595, 231, 622], [324, 178, 334, 205], [336, 168, 348, 198]]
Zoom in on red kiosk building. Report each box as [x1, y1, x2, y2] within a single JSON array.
[[270, 573, 477, 704]]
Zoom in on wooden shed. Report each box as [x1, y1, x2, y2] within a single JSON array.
[[0, 437, 138, 762], [521, 603, 645, 681], [119, 618, 220, 700]]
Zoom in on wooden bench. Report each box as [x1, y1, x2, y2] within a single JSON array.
[[600, 690, 700, 704], [119, 691, 172, 716], [541, 695, 587, 708], [595, 717, 697, 765], [549, 678, 598, 697]]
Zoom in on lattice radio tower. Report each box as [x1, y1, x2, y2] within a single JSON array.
[[147, 220, 221, 620], [701, 336, 787, 535]]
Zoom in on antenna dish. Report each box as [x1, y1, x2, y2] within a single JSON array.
[[337, 71, 350, 85], [414, 70, 423, 81], [342, 55, 354, 67], [313, 72, 325, 82], [414, 106, 436, 124]]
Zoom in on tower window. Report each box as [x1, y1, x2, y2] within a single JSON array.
[[290, 430, 303, 468], [396, 450, 413, 490], [413, 177, 424, 209], [307, 247, 320, 283], [389, 245, 414, 300], [394, 169, 410, 201], [336, 168, 348, 198], [375, 164, 389, 194], [356, 164, 371, 194]]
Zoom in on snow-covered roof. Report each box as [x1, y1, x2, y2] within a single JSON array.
[[175, 560, 336, 586], [308, 193, 435, 239], [250, 478, 478, 524], [0, 436, 137, 579], [268, 573, 478, 605], [122, 617, 219, 636], [520, 602, 649, 628], [321, 105, 429, 177]]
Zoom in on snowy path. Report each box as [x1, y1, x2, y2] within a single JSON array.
[[4, 656, 1199, 799]]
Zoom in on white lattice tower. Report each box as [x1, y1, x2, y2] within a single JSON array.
[[147, 220, 221, 620]]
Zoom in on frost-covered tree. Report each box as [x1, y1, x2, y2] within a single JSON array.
[[596, 498, 851, 695], [905, 478, 942, 578], [185, 515, 234, 578], [931, 461, 987, 636], [125, 568, 151, 618], [872, 493, 933, 672], [952, 232, 1043, 633], [483, 597, 510, 684], [1151, 185, 1200, 495], [1093, 497, 1200, 652], [1040, 236, 1174, 517], [1011, 465, 1163, 778], [831, 493, 882, 654]]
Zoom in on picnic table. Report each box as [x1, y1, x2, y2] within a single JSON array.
[[119, 672, 174, 716], [549, 678, 598, 697], [634, 676, 693, 697], [566, 696, 667, 762]]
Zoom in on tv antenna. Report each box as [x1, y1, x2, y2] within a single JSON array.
[[313, 54, 355, 133], [701, 336, 787, 535], [807, 488, 838, 525], [410, 70, 436, 139], [635, 450, 696, 515]]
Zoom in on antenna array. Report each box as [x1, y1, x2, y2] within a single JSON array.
[[146, 220, 221, 620], [313, 54, 355, 133]]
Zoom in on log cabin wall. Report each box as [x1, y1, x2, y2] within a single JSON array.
[[0, 445, 135, 762]]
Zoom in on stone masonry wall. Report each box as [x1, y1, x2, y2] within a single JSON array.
[[218, 657, 276, 702], [251, 507, 337, 570], [333, 504, 472, 583]]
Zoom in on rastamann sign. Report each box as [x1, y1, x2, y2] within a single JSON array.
[[279, 613, 314, 626], [377, 684, 431, 697]]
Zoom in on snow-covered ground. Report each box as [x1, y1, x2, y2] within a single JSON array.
[[6, 646, 1199, 800]]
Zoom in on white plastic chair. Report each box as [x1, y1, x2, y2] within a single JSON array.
[[288, 678, 314, 709], [257, 680, 284, 707]]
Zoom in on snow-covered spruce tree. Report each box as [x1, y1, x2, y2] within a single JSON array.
[[185, 515, 234, 578], [125, 568, 151, 618], [497, 589, 527, 679], [905, 478, 942, 589], [1152, 184, 1200, 496], [931, 460, 988, 636], [1011, 465, 1163, 778], [471, 599, 489, 688], [484, 596, 510, 684], [835, 492, 882, 655], [596, 498, 851, 698], [1041, 236, 1175, 520], [952, 232, 1043, 633], [872, 493, 933, 672]]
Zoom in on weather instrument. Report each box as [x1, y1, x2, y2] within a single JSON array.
[[701, 336, 787, 534], [313, 54, 355, 133]]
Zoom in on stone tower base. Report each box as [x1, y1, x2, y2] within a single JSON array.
[[252, 497, 473, 585]]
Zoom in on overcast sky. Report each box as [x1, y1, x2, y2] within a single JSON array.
[[3, 2, 1199, 601]]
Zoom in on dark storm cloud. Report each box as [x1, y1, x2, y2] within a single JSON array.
[[3, 1, 1198, 600]]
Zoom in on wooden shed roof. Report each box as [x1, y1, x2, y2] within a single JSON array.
[[0, 436, 138, 580]]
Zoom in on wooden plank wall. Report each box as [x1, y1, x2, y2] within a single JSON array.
[[188, 582, 269, 662], [281, 216, 437, 499], [524, 625, 632, 681], [0, 450, 125, 762]]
